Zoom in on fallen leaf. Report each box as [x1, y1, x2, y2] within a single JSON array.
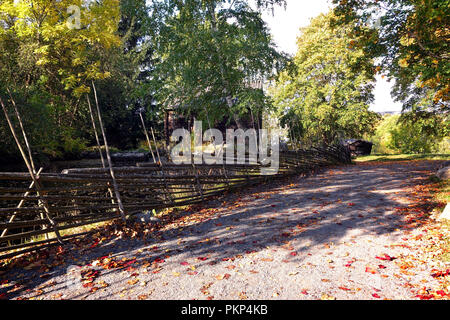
[[365, 266, 378, 274], [321, 293, 336, 300], [238, 292, 248, 300], [90, 287, 99, 293], [338, 286, 351, 291], [376, 254, 396, 261]]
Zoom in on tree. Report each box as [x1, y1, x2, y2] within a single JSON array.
[[368, 113, 449, 154], [0, 0, 121, 160], [0, 0, 120, 95], [90, 0, 161, 150], [147, 0, 287, 129], [332, 0, 449, 116], [271, 12, 380, 146]]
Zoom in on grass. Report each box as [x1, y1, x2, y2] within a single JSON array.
[[434, 179, 450, 204], [427, 176, 450, 264], [355, 153, 450, 162]]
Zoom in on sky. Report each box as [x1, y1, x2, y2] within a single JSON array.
[[260, 0, 404, 113]]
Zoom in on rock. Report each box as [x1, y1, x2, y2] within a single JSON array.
[[439, 161, 450, 169], [111, 152, 149, 162], [436, 166, 450, 180], [80, 151, 151, 162], [280, 141, 289, 152], [438, 204, 450, 221], [130, 212, 160, 224]]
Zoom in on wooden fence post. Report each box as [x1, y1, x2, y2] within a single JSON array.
[[139, 111, 157, 163], [1, 167, 43, 238], [86, 94, 116, 205], [91, 81, 126, 222], [0, 96, 63, 244], [150, 127, 174, 205]]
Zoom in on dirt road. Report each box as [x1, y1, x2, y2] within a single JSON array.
[[1, 160, 448, 300]]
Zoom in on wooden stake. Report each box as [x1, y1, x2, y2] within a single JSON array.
[[7, 88, 48, 237], [91, 81, 126, 222], [0, 96, 63, 244], [7, 88, 36, 173], [86, 95, 107, 168], [150, 127, 174, 205], [138, 111, 156, 163], [1, 167, 43, 238], [191, 162, 205, 201], [86, 95, 116, 204]]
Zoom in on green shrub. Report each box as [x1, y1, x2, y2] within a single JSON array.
[[367, 113, 449, 155]]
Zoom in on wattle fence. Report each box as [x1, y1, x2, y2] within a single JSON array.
[[0, 144, 351, 259]]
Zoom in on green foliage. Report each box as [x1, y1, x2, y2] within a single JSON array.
[[332, 0, 450, 116], [1, 0, 289, 161], [0, 0, 161, 160], [271, 11, 380, 145], [0, 0, 121, 94], [389, 114, 449, 154], [389, 120, 435, 154], [367, 114, 399, 154], [0, 0, 122, 162], [2, 0, 446, 166], [355, 153, 450, 162], [368, 114, 449, 154], [147, 0, 287, 128]]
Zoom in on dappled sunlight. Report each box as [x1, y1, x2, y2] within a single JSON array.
[[1, 160, 448, 300]]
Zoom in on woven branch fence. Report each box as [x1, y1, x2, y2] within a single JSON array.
[[0, 144, 351, 259]]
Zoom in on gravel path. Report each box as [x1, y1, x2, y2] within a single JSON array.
[[1, 160, 448, 300]]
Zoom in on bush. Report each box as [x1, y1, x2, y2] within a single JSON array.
[[368, 113, 449, 154]]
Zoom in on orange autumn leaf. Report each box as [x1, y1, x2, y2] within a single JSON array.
[[338, 286, 351, 291], [365, 266, 378, 274]]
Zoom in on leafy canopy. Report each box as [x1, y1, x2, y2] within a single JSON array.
[[271, 11, 380, 145], [0, 0, 121, 96], [147, 0, 287, 127], [332, 0, 449, 116], [0, 0, 122, 160]]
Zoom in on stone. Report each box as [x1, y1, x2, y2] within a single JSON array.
[[80, 151, 151, 162], [438, 203, 450, 221], [436, 166, 450, 180], [111, 152, 149, 162], [280, 141, 289, 152], [439, 161, 450, 169], [130, 212, 160, 224]]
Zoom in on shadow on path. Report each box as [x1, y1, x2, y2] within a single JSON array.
[[1, 160, 444, 300]]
